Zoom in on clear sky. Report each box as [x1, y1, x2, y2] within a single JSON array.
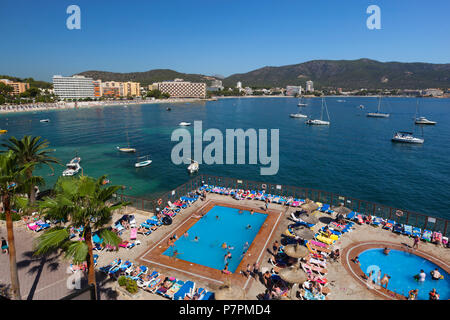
[[1, 0, 449, 81]]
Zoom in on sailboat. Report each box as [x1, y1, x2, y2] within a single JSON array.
[[367, 96, 389, 118], [135, 155, 152, 168], [297, 96, 307, 107], [116, 132, 136, 153], [392, 112, 424, 144], [414, 99, 436, 125], [306, 97, 330, 125]]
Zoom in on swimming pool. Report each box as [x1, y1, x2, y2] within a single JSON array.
[[163, 205, 267, 273], [358, 248, 450, 300]]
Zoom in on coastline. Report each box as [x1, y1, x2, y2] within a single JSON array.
[[0, 97, 216, 115]]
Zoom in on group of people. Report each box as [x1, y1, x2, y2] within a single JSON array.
[[408, 287, 441, 300]]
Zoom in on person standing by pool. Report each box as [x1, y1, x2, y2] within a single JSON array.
[[252, 262, 260, 278], [183, 231, 189, 238], [264, 198, 269, 211], [412, 235, 420, 250], [272, 240, 279, 255]]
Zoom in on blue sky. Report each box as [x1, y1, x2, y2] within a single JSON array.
[[1, 0, 449, 81]]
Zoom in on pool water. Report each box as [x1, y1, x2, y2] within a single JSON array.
[[358, 248, 450, 300], [163, 205, 267, 272]]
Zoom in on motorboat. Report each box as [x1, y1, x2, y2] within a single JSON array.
[[40, 119, 50, 123], [358, 105, 365, 109], [62, 157, 82, 176], [306, 97, 330, 126], [337, 99, 345, 102], [289, 113, 307, 118], [391, 132, 424, 144], [187, 159, 199, 173], [414, 101, 436, 125], [179, 122, 191, 126], [135, 155, 152, 168], [367, 96, 389, 118], [415, 116, 436, 125]]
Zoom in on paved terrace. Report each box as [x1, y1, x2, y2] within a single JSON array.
[[1, 193, 449, 300]]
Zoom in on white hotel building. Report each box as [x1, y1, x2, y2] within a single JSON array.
[[52, 75, 95, 99]]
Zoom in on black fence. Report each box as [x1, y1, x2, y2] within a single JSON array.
[[116, 174, 449, 237]]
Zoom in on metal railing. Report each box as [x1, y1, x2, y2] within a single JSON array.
[[117, 174, 449, 237]]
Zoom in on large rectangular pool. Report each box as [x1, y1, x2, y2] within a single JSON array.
[[163, 205, 267, 273]]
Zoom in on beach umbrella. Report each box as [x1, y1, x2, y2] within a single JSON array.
[[333, 205, 352, 216], [214, 285, 246, 300], [292, 226, 315, 239], [283, 244, 309, 259], [278, 266, 308, 284], [301, 202, 319, 212], [300, 214, 319, 225]]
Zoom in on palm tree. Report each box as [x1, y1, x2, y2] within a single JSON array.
[[0, 150, 37, 300], [34, 175, 128, 297], [2, 136, 59, 203]]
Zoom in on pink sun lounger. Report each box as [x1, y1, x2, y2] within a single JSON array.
[[130, 228, 137, 240]]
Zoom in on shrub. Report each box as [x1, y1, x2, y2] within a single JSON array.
[[125, 279, 138, 294], [117, 276, 127, 286]]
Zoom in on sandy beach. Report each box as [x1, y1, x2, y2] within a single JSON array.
[[0, 97, 217, 115]]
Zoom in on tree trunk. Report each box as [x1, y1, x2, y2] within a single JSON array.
[[4, 193, 22, 300], [27, 169, 36, 204], [84, 226, 97, 298]]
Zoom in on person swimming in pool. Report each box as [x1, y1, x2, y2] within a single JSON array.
[[193, 236, 199, 242], [221, 242, 227, 249], [216, 215, 219, 220], [250, 209, 254, 215], [228, 245, 234, 250], [224, 251, 232, 263], [246, 224, 252, 230], [415, 269, 426, 282], [383, 247, 390, 255]]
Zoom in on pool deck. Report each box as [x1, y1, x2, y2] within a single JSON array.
[[4, 192, 448, 300], [138, 198, 285, 291]]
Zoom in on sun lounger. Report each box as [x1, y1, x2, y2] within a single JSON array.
[[173, 281, 195, 300], [346, 211, 356, 220], [412, 227, 422, 237], [308, 257, 327, 268], [371, 216, 382, 227], [165, 279, 184, 299], [310, 240, 330, 249], [432, 232, 442, 244], [130, 228, 137, 240], [137, 271, 159, 287], [199, 291, 213, 300], [146, 274, 165, 292], [421, 230, 432, 242], [442, 237, 448, 246], [99, 258, 122, 273], [393, 223, 403, 233], [383, 220, 395, 230], [27, 223, 39, 231], [301, 262, 327, 275], [156, 277, 176, 295], [302, 288, 325, 300], [403, 225, 413, 236]]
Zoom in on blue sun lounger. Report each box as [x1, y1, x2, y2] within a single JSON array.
[[320, 204, 330, 212], [200, 291, 214, 300], [346, 211, 356, 220], [412, 227, 422, 237], [393, 223, 403, 233], [403, 225, 413, 236], [173, 280, 195, 300]]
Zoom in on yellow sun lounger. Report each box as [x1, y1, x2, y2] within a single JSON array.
[[316, 235, 335, 245], [285, 229, 296, 238]]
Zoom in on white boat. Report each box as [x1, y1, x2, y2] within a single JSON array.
[[337, 99, 345, 102], [62, 157, 82, 176], [306, 97, 330, 126], [414, 100, 436, 125], [391, 132, 424, 144], [290, 113, 307, 118], [358, 105, 365, 109], [367, 96, 389, 118], [135, 155, 152, 168], [179, 122, 191, 126], [187, 159, 199, 173], [40, 119, 50, 123], [415, 117, 436, 125]]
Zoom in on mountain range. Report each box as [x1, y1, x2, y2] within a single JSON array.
[[76, 59, 450, 90]]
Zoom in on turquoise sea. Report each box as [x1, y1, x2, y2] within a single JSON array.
[[1, 97, 449, 220]]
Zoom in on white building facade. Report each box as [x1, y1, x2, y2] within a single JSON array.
[[53, 75, 95, 99]]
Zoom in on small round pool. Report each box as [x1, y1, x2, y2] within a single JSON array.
[[358, 248, 450, 300]]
